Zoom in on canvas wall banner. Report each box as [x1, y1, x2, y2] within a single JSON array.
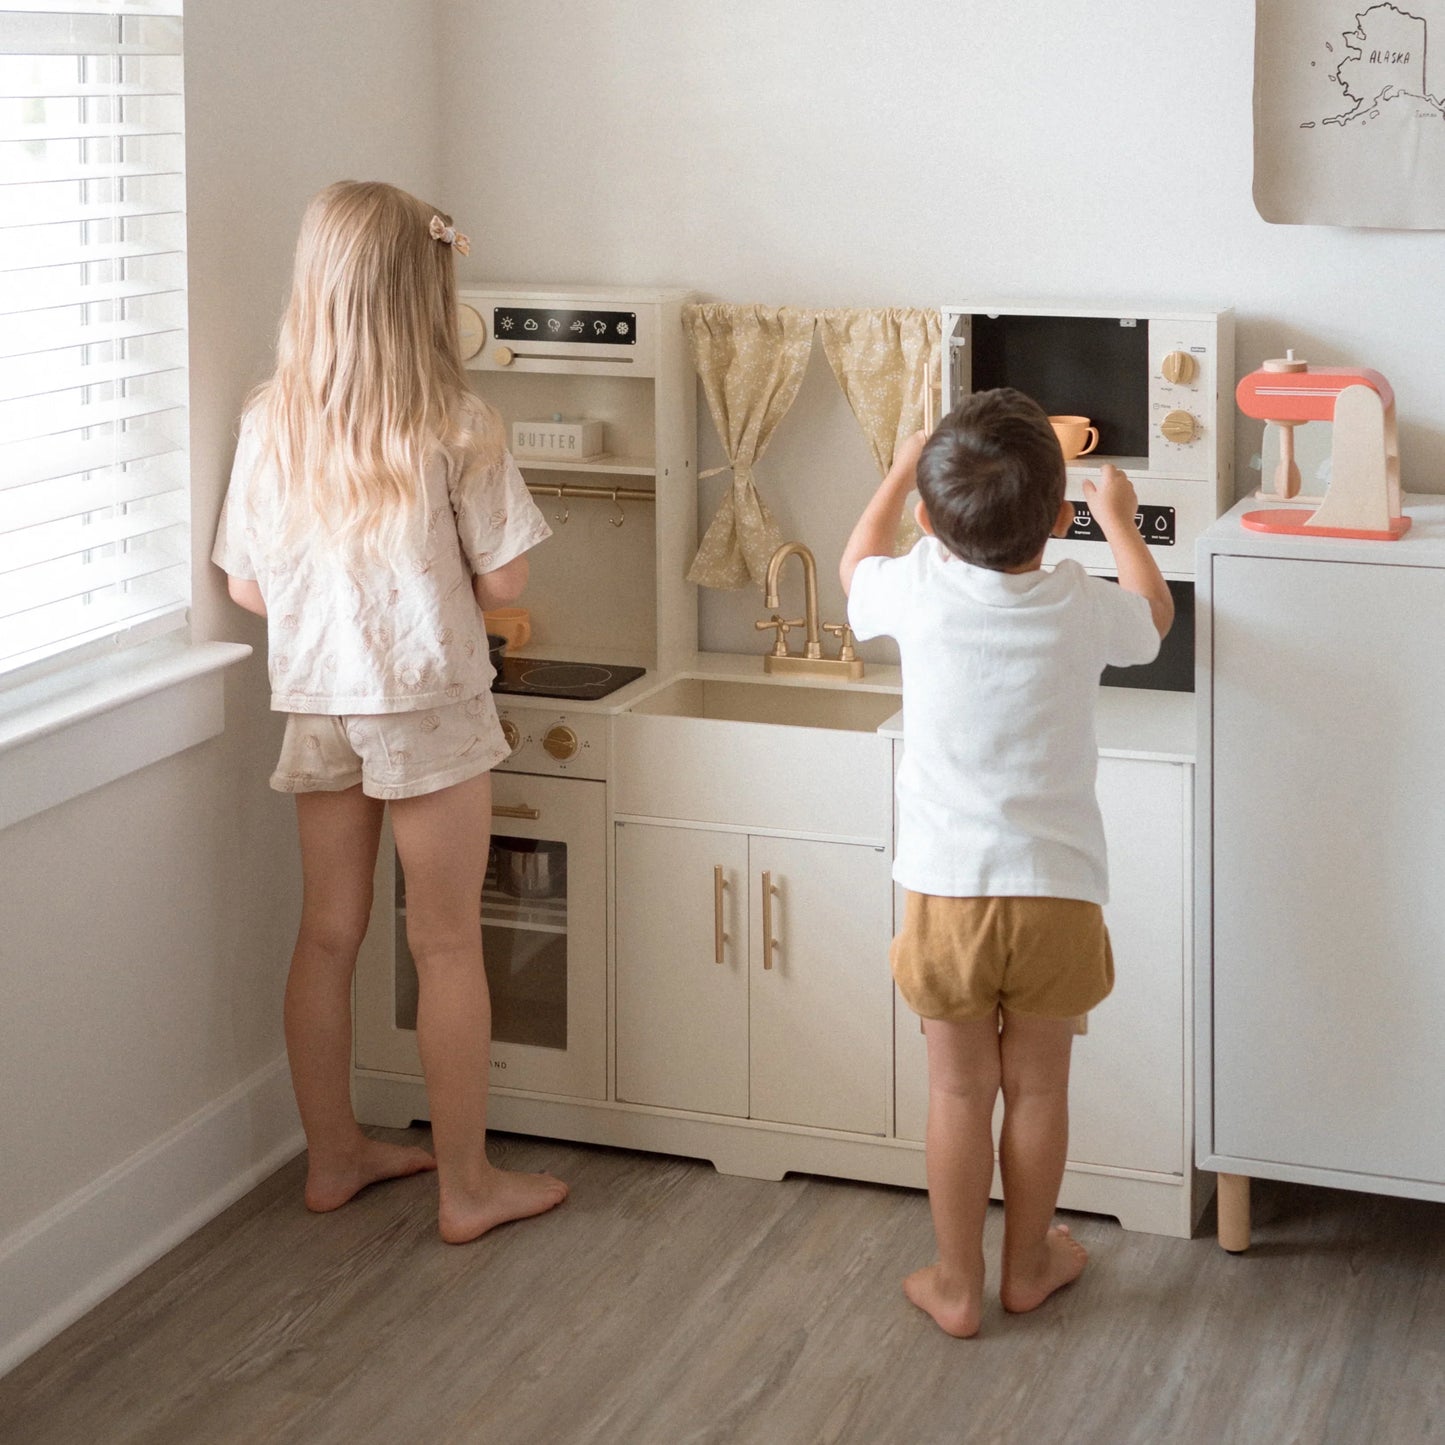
[[1254, 0, 1445, 228]]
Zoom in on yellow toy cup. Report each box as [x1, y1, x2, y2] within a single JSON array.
[[1049, 416, 1100, 461]]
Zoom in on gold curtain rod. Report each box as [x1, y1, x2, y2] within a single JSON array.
[[523, 483, 654, 503]]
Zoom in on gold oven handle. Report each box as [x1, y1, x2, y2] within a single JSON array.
[[492, 803, 541, 821], [713, 865, 727, 964], [761, 870, 776, 970]]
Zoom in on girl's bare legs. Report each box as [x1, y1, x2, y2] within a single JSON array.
[[287, 786, 437, 1211], [904, 1012, 1002, 1337], [997, 1008, 1087, 1312], [390, 770, 567, 1243]]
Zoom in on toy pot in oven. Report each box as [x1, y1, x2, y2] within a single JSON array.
[[493, 838, 567, 899], [486, 633, 508, 683]]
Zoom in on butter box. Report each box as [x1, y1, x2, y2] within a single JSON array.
[[511, 416, 604, 461]]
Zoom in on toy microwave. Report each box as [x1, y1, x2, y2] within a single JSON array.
[[939, 302, 1235, 581]]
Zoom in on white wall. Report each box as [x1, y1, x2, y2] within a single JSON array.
[[438, 0, 1445, 653], [0, 0, 443, 1375]]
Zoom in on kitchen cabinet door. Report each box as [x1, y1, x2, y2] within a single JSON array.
[[1210, 554, 1445, 1184], [615, 822, 749, 1117], [1069, 757, 1187, 1174], [748, 834, 892, 1136]]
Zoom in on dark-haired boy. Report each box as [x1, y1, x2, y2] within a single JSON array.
[[840, 387, 1171, 1337]]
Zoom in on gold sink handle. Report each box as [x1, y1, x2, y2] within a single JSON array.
[[754, 612, 803, 658], [822, 621, 859, 663]]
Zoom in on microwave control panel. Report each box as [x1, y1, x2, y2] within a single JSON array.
[[939, 303, 1234, 579]]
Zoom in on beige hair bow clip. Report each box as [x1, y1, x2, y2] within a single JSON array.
[[429, 214, 470, 257]]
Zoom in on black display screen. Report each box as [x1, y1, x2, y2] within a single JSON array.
[[969, 314, 1150, 458], [493, 308, 636, 345]]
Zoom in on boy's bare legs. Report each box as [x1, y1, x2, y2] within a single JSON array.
[[288, 786, 437, 1211], [997, 1009, 1087, 1311], [904, 1012, 1002, 1337], [391, 771, 567, 1244]]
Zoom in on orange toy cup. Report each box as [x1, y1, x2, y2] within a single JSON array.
[[483, 607, 531, 650], [1049, 416, 1100, 461]]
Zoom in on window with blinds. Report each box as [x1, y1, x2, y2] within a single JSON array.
[[0, 0, 188, 683]]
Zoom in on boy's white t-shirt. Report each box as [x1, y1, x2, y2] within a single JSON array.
[[848, 537, 1160, 904], [212, 402, 550, 714]]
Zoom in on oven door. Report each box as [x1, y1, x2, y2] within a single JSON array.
[[354, 770, 607, 1101]]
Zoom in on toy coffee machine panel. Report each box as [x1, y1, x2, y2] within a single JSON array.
[[940, 303, 1235, 580]]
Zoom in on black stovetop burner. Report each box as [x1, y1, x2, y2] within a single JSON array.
[[492, 657, 646, 701]]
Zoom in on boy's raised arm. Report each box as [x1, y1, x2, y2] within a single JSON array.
[[1082, 464, 1173, 638], [840, 430, 928, 596]]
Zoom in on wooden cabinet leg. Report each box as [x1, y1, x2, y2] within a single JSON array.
[[1217, 1173, 1251, 1253]]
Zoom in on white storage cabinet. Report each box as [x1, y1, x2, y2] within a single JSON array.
[[1198, 498, 1445, 1250]]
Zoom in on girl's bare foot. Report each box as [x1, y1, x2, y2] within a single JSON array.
[[1000, 1223, 1088, 1313], [438, 1167, 569, 1244], [903, 1259, 985, 1338], [304, 1138, 437, 1213]]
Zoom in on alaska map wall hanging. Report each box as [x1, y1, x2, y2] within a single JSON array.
[[1254, 0, 1445, 227]]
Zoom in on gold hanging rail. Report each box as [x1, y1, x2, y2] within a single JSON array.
[[523, 483, 654, 503]]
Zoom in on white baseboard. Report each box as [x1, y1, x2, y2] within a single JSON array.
[[0, 1054, 303, 1379]]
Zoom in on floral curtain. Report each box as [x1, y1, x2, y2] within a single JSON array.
[[683, 304, 816, 590], [819, 308, 942, 555]]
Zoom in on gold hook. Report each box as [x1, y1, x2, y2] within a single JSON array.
[[609, 489, 625, 528], [553, 496, 569, 525]]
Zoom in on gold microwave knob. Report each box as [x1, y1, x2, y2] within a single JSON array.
[[1161, 350, 1198, 385], [500, 718, 520, 752], [493, 344, 515, 367], [543, 724, 578, 761], [1161, 409, 1199, 444], [457, 304, 485, 361]]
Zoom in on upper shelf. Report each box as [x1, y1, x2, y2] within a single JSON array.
[[515, 454, 656, 477]]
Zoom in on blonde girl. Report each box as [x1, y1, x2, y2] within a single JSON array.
[[213, 181, 567, 1242]]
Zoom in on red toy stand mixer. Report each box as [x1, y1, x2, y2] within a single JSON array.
[[1236, 350, 1410, 541]]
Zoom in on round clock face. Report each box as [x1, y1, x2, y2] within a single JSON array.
[[457, 303, 486, 361]]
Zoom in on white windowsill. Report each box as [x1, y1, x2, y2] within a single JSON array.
[[0, 636, 252, 831]]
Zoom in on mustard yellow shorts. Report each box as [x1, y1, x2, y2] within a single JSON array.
[[270, 694, 509, 801], [890, 893, 1114, 1024]]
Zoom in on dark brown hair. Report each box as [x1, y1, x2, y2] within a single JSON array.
[[915, 388, 1066, 570]]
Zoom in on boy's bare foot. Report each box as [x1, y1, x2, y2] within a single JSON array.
[[304, 1138, 437, 1213], [1000, 1223, 1088, 1313], [438, 1168, 569, 1244], [903, 1260, 985, 1338]]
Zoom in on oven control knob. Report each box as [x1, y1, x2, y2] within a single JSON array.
[[500, 718, 520, 753], [543, 725, 579, 761], [457, 304, 485, 361], [493, 344, 515, 367], [1161, 350, 1198, 385], [1160, 409, 1199, 444]]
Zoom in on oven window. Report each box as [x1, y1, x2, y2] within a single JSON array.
[[970, 314, 1151, 459], [392, 836, 570, 1051]]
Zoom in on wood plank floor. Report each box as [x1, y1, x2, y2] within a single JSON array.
[[2, 1131, 1443, 1444]]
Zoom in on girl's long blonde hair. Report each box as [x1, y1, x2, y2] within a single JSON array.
[[250, 180, 501, 559]]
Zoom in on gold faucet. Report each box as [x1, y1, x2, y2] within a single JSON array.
[[755, 541, 865, 679]]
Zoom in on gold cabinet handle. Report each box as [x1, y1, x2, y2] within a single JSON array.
[[492, 803, 540, 820], [714, 865, 727, 964], [761, 870, 776, 970]]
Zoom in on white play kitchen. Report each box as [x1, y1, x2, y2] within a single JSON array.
[[353, 286, 1235, 1239]]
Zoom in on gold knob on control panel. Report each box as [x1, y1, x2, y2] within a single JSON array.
[[1161, 350, 1197, 385], [543, 725, 578, 761], [493, 344, 515, 367], [457, 304, 485, 361], [500, 718, 520, 752], [1161, 409, 1200, 444]]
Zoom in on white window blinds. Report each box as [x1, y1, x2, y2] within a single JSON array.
[[0, 0, 188, 681]]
